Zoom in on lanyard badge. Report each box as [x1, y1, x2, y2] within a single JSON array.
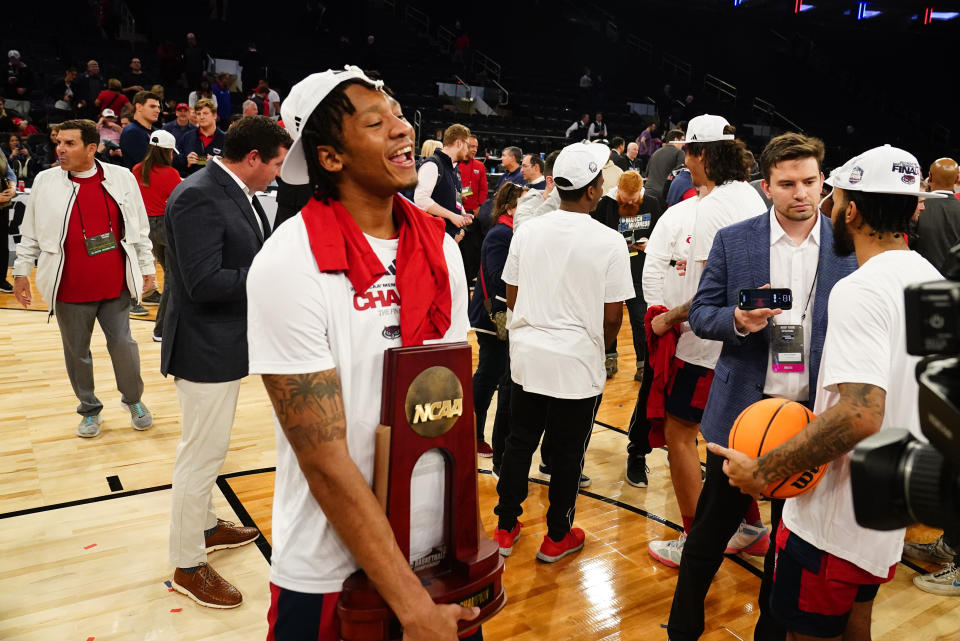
[[771, 324, 805, 373]]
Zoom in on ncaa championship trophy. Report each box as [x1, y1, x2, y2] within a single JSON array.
[[337, 343, 506, 640]]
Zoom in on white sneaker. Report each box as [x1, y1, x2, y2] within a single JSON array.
[[725, 521, 770, 556], [649, 534, 686, 568], [914, 563, 960, 596]]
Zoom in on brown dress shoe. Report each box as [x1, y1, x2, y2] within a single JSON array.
[[172, 564, 242, 608], [205, 519, 260, 552]]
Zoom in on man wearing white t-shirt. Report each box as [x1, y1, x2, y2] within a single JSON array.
[[717, 145, 946, 641], [647, 115, 767, 567], [246, 68, 479, 640], [493, 142, 635, 563]]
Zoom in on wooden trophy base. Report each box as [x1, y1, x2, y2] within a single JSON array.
[[337, 538, 505, 641]]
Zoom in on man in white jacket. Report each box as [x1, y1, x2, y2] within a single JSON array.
[[13, 118, 155, 438]]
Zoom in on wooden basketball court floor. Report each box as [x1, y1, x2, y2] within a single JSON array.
[[1, 271, 958, 641]]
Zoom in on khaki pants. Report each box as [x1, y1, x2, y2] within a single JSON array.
[[168, 377, 241, 568]]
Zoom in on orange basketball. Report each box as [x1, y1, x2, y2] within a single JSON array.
[[728, 398, 825, 499]]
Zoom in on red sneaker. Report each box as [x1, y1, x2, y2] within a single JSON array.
[[537, 527, 585, 563], [494, 522, 522, 557], [477, 441, 493, 458]]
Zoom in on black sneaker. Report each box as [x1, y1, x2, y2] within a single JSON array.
[[0, 279, 12, 294], [130, 302, 149, 316], [152, 332, 162, 343], [142, 290, 162, 305], [491, 464, 500, 480], [626, 456, 649, 488], [538, 464, 591, 488]]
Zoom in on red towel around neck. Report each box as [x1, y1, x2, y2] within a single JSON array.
[[301, 195, 452, 346], [496, 214, 514, 229], [644, 305, 682, 448]]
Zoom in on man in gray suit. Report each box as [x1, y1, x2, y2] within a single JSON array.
[[666, 133, 857, 641], [163, 116, 291, 608]]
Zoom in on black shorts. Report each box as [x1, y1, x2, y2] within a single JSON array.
[[771, 525, 894, 639], [664, 357, 715, 424]]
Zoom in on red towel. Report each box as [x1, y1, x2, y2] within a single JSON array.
[[301, 195, 451, 346], [644, 305, 682, 448]]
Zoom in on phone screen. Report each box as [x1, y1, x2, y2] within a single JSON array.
[[738, 288, 793, 310]]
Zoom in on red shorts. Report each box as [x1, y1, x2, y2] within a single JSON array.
[[664, 357, 715, 423], [771, 525, 896, 638]]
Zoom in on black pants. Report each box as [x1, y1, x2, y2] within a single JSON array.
[[473, 332, 509, 442], [490, 350, 513, 468], [608, 291, 647, 363], [495, 383, 600, 541], [668, 451, 785, 641], [148, 215, 168, 336], [626, 354, 654, 461]]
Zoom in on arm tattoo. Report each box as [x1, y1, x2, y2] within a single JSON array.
[[665, 299, 692, 326], [755, 383, 886, 484], [261, 371, 347, 450]]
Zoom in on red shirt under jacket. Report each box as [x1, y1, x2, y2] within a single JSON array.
[[57, 171, 126, 303]]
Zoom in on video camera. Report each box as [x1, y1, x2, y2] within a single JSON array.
[[851, 245, 960, 533]]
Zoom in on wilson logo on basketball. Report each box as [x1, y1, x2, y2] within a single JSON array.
[[789, 467, 821, 489]]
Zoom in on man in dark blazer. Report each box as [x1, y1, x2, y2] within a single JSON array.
[[666, 134, 858, 641], [162, 116, 291, 609]]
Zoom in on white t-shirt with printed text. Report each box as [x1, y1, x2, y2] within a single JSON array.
[[246, 215, 469, 594], [783, 250, 942, 577]]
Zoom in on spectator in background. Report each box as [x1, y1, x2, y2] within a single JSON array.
[[241, 100, 258, 117], [121, 58, 149, 99], [182, 33, 206, 90], [4, 50, 34, 116], [588, 113, 607, 142], [912, 157, 960, 275], [624, 141, 641, 171], [43, 124, 60, 167], [174, 99, 224, 176], [0, 147, 15, 292], [49, 67, 82, 120], [496, 146, 524, 190], [600, 148, 624, 195], [0, 97, 14, 132], [119, 91, 161, 170], [162, 103, 195, 139], [12, 119, 155, 438], [98, 140, 125, 166], [593, 170, 664, 382], [13, 117, 39, 137], [77, 60, 105, 118], [97, 109, 123, 145], [5, 133, 40, 186], [565, 114, 590, 141], [188, 79, 217, 111], [255, 80, 281, 117], [521, 154, 546, 190], [644, 129, 685, 201], [414, 123, 472, 239], [239, 42, 265, 93], [458, 134, 489, 266], [211, 73, 233, 119], [96, 78, 130, 116], [132, 130, 182, 341], [666, 166, 698, 206], [250, 86, 272, 117], [610, 137, 629, 171], [470, 182, 524, 459], [638, 122, 659, 171]]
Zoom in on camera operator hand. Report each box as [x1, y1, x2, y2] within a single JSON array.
[[706, 443, 765, 498]]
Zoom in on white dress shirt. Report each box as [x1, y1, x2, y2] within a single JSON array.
[[762, 208, 820, 401], [212, 156, 262, 235]]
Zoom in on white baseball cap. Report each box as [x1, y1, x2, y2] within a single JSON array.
[[149, 129, 180, 154], [552, 141, 610, 190], [676, 114, 735, 144], [280, 66, 384, 185], [101, 108, 116, 118], [831, 144, 947, 199]]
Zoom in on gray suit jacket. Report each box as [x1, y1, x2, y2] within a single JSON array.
[[160, 160, 269, 382]]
